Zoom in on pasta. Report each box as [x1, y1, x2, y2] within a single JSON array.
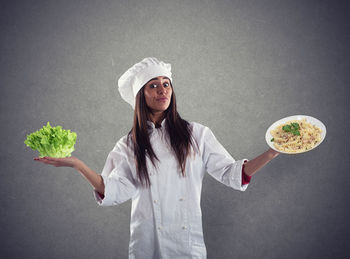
[[270, 118, 322, 153]]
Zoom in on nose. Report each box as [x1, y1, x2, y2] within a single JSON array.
[[157, 84, 167, 95]]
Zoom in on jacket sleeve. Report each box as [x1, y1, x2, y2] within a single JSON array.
[[93, 144, 138, 206], [202, 126, 250, 191]]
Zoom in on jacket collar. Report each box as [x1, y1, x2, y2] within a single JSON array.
[[147, 118, 167, 131]]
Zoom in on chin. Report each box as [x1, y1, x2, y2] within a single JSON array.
[[152, 104, 170, 112]]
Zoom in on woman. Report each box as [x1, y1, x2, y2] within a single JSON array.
[[35, 57, 279, 259]]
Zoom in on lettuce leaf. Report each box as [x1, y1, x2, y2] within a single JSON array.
[[24, 122, 77, 158]]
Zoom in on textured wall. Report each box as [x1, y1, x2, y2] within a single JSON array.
[[1, 0, 349, 258]]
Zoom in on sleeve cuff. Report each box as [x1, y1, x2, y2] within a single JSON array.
[[93, 174, 111, 206], [97, 191, 104, 199], [242, 161, 252, 185]]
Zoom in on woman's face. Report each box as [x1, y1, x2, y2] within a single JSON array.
[[143, 76, 172, 113]]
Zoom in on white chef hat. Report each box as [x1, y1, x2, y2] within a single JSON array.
[[117, 57, 172, 109]]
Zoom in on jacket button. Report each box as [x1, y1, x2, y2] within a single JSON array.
[[182, 226, 187, 230], [179, 198, 184, 201]]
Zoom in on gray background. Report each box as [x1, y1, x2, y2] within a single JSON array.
[[1, 0, 349, 258]]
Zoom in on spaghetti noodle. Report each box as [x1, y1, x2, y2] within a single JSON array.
[[270, 118, 322, 153]]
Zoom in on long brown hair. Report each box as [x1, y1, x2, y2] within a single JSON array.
[[126, 81, 199, 187]]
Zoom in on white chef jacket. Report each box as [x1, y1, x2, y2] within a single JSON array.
[[93, 118, 249, 259]]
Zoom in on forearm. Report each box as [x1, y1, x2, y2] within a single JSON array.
[[74, 161, 105, 195], [243, 148, 279, 177]]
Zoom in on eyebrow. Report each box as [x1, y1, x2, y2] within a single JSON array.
[[149, 76, 170, 82]]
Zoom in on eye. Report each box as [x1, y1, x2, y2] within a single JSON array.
[[163, 82, 169, 87], [150, 83, 157, 88]]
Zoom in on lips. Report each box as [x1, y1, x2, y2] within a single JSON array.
[[156, 97, 168, 101]]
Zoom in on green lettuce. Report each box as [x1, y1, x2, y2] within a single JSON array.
[[24, 122, 77, 158]]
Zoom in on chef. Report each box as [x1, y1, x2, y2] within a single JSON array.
[[35, 57, 280, 259]]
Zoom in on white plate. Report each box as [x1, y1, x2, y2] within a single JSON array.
[[265, 115, 326, 154]]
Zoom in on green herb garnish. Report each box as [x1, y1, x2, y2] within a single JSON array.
[[271, 138, 274, 142], [282, 122, 300, 136]]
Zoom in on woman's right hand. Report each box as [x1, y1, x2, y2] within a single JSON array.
[[34, 155, 82, 169]]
